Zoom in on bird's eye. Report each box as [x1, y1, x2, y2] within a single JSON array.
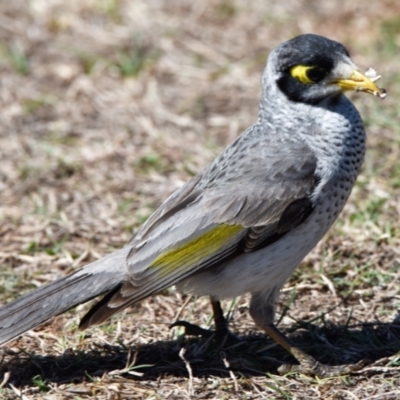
[[306, 67, 327, 82], [289, 65, 327, 84]]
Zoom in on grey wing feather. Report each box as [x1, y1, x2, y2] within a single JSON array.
[[127, 132, 318, 277], [131, 172, 204, 245]]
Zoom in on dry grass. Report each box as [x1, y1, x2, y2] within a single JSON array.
[[1, 0, 400, 398]]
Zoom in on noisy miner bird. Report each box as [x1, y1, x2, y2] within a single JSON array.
[[0, 34, 386, 377]]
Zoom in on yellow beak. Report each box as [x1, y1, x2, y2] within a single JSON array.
[[334, 70, 386, 98]]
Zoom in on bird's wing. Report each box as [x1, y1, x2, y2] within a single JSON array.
[[80, 133, 319, 328]]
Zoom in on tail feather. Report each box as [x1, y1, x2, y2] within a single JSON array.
[[0, 247, 130, 346]]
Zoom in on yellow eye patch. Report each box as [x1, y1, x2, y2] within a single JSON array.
[[290, 65, 327, 84]]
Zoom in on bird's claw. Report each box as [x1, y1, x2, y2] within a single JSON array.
[[170, 320, 215, 337]]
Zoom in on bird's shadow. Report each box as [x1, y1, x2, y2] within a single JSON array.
[[1, 320, 400, 388]]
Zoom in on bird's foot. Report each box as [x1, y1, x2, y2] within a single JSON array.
[[277, 347, 367, 378], [171, 320, 216, 337], [170, 320, 239, 343]]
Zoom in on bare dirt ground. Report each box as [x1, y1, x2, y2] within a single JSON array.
[[0, 1, 400, 399]]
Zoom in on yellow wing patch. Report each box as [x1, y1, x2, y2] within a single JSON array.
[[151, 224, 244, 277]]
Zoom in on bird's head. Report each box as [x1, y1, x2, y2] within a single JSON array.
[[266, 34, 386, 104]]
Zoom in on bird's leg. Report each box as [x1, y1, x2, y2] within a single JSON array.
[[261, 323, 365, 377], [171, 297, 231, 338], [210, 297, 228, 331]]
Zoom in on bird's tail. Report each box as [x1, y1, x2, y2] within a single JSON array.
[[0, 247, 130, 346]]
